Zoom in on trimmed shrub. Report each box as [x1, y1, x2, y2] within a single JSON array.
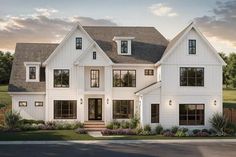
[[4, 111, 21, 130], [75, 128, 87, 134], [209, 112, 228, 136], [130, 115, 139, 129], [155, 125, 163, 135], [120, 120, 130, 129], [192, 129, 201, 135], [135, 127, 143, 135], [194, 131, 209, 137], [171, 126, 179, 134], [144, 125, 151, 132], [163, 131, 175, 137]]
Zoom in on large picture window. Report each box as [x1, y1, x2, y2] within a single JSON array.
[[151, 104, 159, 123], [54, 69, 69, 88], [90, 70, 99, 88], [113, 70, 136, 87], [54, 100, 77, 119], [189, 40, 196, 54], [29, 67, 36, 80], [121, 40, 128, 53], [179, 104, 204, 125], [113, 100, 134, 119], [180, 67, 204, 86]]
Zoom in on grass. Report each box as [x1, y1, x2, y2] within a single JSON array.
[[0, 84, 11, 107], [223, 88, 236, 108], [0, 130, 94, 141]]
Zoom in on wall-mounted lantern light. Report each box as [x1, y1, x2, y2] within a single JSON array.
[[80, 98, 83, 105], [214, 100, 217, 106], [107, 98, 109, 104], [169, 100, 172, 106]]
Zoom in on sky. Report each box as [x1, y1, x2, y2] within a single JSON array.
[[0, 0, 236, 54]]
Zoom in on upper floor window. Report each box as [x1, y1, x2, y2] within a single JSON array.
[[76, 37, 82, 50], [93, 51, 96, 60], [180, 67, 204, 86], [29, 67, 36, 79], [144, 69, 154, 76], [90, 70, 99, 88], [189, 40, 196, 54], [113, 70, 136, 87], [121, 40, 128, 53], [54, 69, 69, 88]]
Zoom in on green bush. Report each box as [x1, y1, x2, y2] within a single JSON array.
[[175, 130, 186, 137], [225, 122, 236, 135], [192, 129, 201, 135], [130, 115, 139, 129], [171, 126, 179, 134], [155, 125, 163, 135], [209, 113, 228, 136], [120, 120, 130, 129], [4, 111, 21, 129], [106, 120, 120, 130], [73, 121, 84, 129], [135, 127, 143, 135], [20, 119, 45, 125], [144, 124, 151, 132]]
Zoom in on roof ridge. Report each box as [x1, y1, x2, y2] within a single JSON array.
[[83, 26, 155, 28], [16, 42, 59, 45]]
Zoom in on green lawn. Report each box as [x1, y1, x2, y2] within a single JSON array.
[[0, 84, 11, 107], [0, 130, 94, 141]]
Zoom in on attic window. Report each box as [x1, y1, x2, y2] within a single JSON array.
[[121, 40, 128, 53], [93, 51, 96, 60], [29, 67, 36, 79], [76, 37, 82, 50], [189, 40, 196, 54]]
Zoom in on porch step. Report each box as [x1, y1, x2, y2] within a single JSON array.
[[84, 121, 106, 131]]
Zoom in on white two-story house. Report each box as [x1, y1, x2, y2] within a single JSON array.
[[9, 22, 226, 129]]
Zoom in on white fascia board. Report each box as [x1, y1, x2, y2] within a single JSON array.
[[113, 36, 135, 41], [113, 63, 155, 67], [9, 92, 46, 95], [24, 62, 41, 66]]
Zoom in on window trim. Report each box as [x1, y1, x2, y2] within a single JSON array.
[[113, 100, 134, 119], [151, 104, 159, 123], [180, 67, 204, 87], [19, 101, 27, 107], [24, 62, 40, 82], [54, 100, 77, 119], [121, 40, 128, 53], [144, 69, 154, 76], [113, 69, 136, 87], [76, 37, 82, 50], [179, 104, 205, 126], [90, 69, 100, 88], [189, 39, 196, 54], [53, 69, 70, 88], [35, 101, 43, 107]]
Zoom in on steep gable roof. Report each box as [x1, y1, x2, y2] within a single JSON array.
[[83, 26, 169, 64]]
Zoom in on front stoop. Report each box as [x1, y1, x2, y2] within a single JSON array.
[[84, 121, 106, 131]]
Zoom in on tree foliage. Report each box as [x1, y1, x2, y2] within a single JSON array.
[[0, 51, 14, 84]]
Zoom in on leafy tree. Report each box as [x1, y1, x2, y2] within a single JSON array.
[[0, 51, 14, 84], [219, 52, 229, 87], [227, 53, 236, 88]]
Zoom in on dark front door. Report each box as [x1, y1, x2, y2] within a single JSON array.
[[88, 98, 102, 120]]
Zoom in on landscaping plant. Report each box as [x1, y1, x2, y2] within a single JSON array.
[[4, 110, 21, 130], [209, 112, 228, 136], [155, 125, 163, 135]]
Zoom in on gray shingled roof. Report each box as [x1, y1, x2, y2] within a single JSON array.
[[84, 26, 168, 64], [9, 26, 168, 92], [9, 43, 58, 92]]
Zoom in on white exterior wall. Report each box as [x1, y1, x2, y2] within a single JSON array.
[[11, 94, 45, 120]]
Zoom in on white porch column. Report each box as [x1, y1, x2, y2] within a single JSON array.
[[104, 66, 112, 124], [139, 95, 144, 127], [77, 66, 85, 122]]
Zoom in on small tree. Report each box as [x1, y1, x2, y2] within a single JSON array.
[[209, 113, 228, 136], [4, 110, 21, 130]]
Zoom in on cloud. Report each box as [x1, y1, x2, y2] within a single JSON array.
[[149, 3, 178, 17], [0, 8, 117, 52], [195, 0, 236, 50]]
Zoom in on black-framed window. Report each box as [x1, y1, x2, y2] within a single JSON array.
[[145, 69, 154, 76], [151, 104, 159, 123], [19, 101, 27, 107], [113, 100, 134, 119], [93, 51, 96, 60], [54, 100, 77, 119], [113, 70, 136, 87], [35, 101, 43, 107], [54, 69, 69, 88], [29, 67, 36, 79], [180, 67, 204, 86], [179, 104, 204, 125], [121, 40, 128, 53], [189, 40, 196, 54], [76, 37, 82, 50], [90, 70, 99, 88]]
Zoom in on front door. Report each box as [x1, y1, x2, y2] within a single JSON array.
[[88, 98, 102, 120]]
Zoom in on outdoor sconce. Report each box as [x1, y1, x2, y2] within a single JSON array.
[[169, 100, 172, 106], [107, 98, 109, 104], [80, 98, 83, 105], [214, 100, 217, 106]]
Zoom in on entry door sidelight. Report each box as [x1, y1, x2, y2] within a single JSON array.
[[88, 98, 102, 120]]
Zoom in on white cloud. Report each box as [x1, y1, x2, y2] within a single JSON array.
[[35, 8, 58, 17], [149, 3, 178, 17]]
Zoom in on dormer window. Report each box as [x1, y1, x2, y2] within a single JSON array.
[[93, 51, 96, 60], [76, 37, 82, 50], [121, 40, 128, 53], [189, 39, 196, 54], [24, 62, 40, 82], [113, 36, 135, 55]]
